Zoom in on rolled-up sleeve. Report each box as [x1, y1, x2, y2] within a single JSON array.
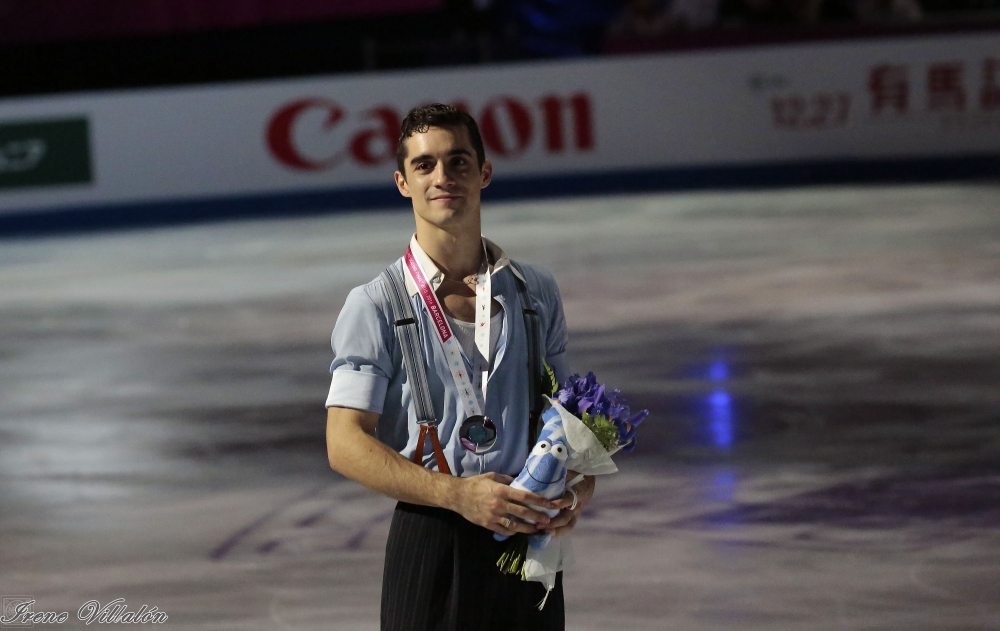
[[325, 285, 394, 413]]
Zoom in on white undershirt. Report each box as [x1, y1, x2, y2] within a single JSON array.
[[446, 310, 504, 369]]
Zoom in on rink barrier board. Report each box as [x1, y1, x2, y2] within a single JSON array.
[[0, 152, 997, 237], [1, 31, 998, 231]]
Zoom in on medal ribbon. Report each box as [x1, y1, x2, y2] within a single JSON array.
[[404, 244, 493, 421]]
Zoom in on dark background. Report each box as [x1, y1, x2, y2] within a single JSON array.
[[2, 0, 998, 98]]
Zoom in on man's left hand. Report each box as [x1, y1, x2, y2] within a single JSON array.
[[544, 473, 595, 536]]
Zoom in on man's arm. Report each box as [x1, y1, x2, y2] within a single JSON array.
[[326, 405, 558, 535]]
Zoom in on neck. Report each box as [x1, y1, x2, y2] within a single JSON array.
[[414, 220, 483, 280]]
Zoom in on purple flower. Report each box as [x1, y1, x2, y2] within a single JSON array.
[[554, 372, 648, 452], [628, 409, 649, 427]]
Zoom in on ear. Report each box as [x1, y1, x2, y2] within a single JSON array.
[[394, 170, 411, 198], [479, 159, 493, 189]]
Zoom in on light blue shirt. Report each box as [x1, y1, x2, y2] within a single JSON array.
[[325, 236, 569, 477]]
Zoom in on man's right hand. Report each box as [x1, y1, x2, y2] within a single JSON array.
[[449, 472, 557, 536]]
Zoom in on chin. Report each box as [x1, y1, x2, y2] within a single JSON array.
[[419, 205, 472, 227], [435, 199, 464, 209]]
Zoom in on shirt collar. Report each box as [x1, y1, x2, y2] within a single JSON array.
[[403, 234, 523, 296]]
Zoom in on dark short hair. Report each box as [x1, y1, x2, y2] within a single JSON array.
[[396, 103, 486, 176]]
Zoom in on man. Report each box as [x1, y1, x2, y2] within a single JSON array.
[[324, 103, 595, 630]]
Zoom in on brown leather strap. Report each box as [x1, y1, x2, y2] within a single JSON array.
[[427, 425, 451, 475], [412, 424, 452, 476], [412, 425, 427, 465]]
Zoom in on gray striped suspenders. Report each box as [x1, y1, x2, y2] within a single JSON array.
[[509, 262, 545, 444], [380, 260, 545, 473], [381, 264, 436, 424], [381, 264, 451, 474]]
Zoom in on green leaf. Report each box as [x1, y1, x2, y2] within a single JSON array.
[[542, 359, 559, 397], [580, 412, 620, 452]]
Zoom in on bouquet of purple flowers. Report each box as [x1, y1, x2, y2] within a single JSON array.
[[496, 368, 648, 608], [554, 372, 649, 455]]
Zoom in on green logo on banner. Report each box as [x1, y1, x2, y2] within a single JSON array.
[[0, 118, 92, 190]]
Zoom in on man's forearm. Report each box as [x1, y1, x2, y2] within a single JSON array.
[[326, 409, 459, 510], [326, 406, 559, 535]]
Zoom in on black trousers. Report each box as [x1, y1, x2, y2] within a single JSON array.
[[381, 502, 565, 631]]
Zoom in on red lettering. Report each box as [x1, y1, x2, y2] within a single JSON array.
[[927, 61, 966, 112], [869, 65, 909, 115], [540, 93, 594, 152], [269, 92, 596, 170], [267, 99, 345, 171], [981, 59, 1000, 110], [350, 107, 402, 166], [479, 97, 533, 157]]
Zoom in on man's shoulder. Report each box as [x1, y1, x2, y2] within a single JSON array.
[[508, 261, 561, 300], [340, 261, 403, 316]]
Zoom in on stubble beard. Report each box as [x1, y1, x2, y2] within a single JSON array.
[[417, 196, 480, 234]]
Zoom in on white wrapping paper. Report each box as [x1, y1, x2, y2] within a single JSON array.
[[522, 398, 620, 605]]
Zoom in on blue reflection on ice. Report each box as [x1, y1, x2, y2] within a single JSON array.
[[707, 358, 734, 450], [709, 390, 734, 449], [708, 359, 729, 383], [710, 468, 738, 502], [704, 467, 741, 529]]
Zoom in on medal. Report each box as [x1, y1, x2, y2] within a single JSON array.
[[459, 415, 497, 454]]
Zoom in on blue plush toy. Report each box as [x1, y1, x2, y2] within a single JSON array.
[[494, 406, 568, 550]]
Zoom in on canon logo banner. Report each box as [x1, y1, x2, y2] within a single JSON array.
[[266, 94, 595, 171], [2, 31, 998, 228]]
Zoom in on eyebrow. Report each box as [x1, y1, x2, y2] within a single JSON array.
[[409, 148, 473, 165]]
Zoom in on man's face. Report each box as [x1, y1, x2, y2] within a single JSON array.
[[394, 125, 492, 231]]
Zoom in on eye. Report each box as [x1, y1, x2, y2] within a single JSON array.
[[532, 441, 552, 456], [551, 444, 567, 461]]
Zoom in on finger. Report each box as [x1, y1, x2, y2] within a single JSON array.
[[566, 514, 580, 533], [503, 502, 552, 526], [492, 497, 550, 525], [547, 511, 573, 529], [547, 514, 579, 537], [503, 487, 558, 510], [492, 515, 537, 536], [492, 474, 514, 485], [485, 518, 508, 536], [506, 517, 540, 535], [551, 494, 575, 509], [556, 484, 589, 510], [487, 522, 514, 536]]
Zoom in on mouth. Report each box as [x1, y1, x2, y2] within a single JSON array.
[[526, 466, 565, 486], [430, 194, 462, 202]]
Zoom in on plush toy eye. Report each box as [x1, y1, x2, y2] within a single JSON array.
[[532, 441, 552, 456], [551, 444, 568, 461]]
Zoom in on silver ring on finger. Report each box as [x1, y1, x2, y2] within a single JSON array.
[[503, 517, 511, 529]]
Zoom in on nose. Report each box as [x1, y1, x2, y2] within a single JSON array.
[[528, 453, 563, 484], [431, 161, 454, 188]]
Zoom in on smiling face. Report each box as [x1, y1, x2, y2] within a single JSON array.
[[394, 125, 492, 233], [523, 423, 569, 487]]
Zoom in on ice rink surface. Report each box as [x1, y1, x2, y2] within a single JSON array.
[[1, 183, 999, 629]]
